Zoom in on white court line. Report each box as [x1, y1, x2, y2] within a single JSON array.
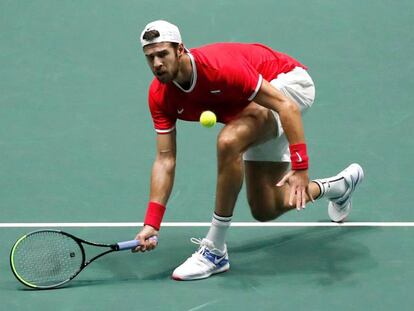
[[1, 222, 414, 228]]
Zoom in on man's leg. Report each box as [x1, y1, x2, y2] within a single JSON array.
[[213, 106, 277, 217], [172, 103, 278, 281], [204, 106, 276, 252], [245, 161, 321, 221], [245, 161, 364, 223]]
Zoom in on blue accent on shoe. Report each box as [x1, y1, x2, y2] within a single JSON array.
[[200, 248, 229, 268]]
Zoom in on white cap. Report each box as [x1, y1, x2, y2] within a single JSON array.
[[140, 20, 182, 47]]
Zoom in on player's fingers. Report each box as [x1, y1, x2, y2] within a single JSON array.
[[150, 237, 158, 248], [147, 243, 156, 251], [141, 240, 148, 251], [145, 240, 156, 251], [276, 175, 288, 187], [306, 186, 315, 203], [276, 170, 294, 187], [131, 241, 141, 252], [296, 188, 302, 210], [131, 245, 143, 253], [289, 186, 296, 207], [132, 235, 146, 252], [301, 188, 306, 209], [143, 235, 159, 251]]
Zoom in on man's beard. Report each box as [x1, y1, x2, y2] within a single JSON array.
[[158, 69, 178, 84], [156, 56, 179, 84]]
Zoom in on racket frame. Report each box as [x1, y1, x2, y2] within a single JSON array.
[[10, 229, 125, 289]]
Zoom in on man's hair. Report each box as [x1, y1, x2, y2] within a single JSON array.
[[142, 30, 160, 41], [142, 29, 179, 49]]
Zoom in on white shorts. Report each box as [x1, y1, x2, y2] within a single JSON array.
[[242, 66, 315, 162]]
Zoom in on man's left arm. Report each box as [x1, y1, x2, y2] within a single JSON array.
[[254, 79, 313, 209], [254, 79, 304, 143]]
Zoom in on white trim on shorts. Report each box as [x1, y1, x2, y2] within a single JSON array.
[[242, 67, 315, 162]]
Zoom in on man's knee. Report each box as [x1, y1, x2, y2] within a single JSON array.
[[249, 200, 286, 222], [251, 210, 275, 222], [217, 132, 241, 156]]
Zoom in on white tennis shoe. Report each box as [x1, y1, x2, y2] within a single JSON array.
[[172, 238, 230, 281], [328, 163, 364, 222]]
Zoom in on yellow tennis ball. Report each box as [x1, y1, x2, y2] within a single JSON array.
[[199, 111, 217, 128]]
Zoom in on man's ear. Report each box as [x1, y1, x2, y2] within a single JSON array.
[[177, 43, 185, 56]]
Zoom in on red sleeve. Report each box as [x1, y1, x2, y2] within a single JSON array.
[[148, 85, 177, 134], [222, 57, 263, 102]]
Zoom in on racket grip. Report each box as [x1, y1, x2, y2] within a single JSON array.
[[117, 236, 158, 251]]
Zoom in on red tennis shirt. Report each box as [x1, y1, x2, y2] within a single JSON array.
[[148, 42, 306, 134]]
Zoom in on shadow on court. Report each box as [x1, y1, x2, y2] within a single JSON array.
[[9, 263, 175, 291], [59, 257, 175, 289], [229, 226, 378, 286], [6, 227, 378, 291], [76, 227, 378, 288]]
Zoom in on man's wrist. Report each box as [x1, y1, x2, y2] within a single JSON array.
[[289, 143, 309, 170], [144, 201, 166, 231]]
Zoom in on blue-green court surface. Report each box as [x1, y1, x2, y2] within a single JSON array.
[[1, 0, 414, 310]]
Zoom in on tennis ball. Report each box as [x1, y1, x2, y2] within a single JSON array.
[[199, 111, 217, 128]]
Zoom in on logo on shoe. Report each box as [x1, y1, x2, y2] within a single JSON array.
[[213, 256, 225, 265], [203, 249, 227, 266]]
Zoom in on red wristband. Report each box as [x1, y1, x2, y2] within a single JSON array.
[[144, 202, 166, 231], [289, 143, 309, 170]]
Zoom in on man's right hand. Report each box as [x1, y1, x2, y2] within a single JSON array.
[[132, 225, 159, 252]]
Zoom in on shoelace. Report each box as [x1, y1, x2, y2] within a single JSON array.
[[190, 238, 224, 257], [185, 238, 214, 267], [190, 237, 203, 246], [190, 238, 211, 256], [185, 238, 229, 269]]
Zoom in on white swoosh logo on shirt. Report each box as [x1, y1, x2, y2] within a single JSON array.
[[177, 108, 184, 114]]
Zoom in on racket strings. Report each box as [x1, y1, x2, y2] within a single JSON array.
[[12, 231, 83, 287]]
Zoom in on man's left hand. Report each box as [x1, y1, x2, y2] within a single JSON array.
[[276, 169, 314, 210]]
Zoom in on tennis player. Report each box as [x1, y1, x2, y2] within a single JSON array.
[[133, 20, 364, 280]]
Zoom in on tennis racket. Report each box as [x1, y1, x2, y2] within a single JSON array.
[[10, 229, 157, 289]]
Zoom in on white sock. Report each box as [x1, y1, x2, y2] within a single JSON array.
[[313, 175, 348, 200], [205, 213, 232, 252]]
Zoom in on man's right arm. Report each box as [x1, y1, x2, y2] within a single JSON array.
[[149, 130, 177, 204], [133, 130, 177, 252]]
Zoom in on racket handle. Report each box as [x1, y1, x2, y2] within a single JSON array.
[[116, 236, 158, 251]]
